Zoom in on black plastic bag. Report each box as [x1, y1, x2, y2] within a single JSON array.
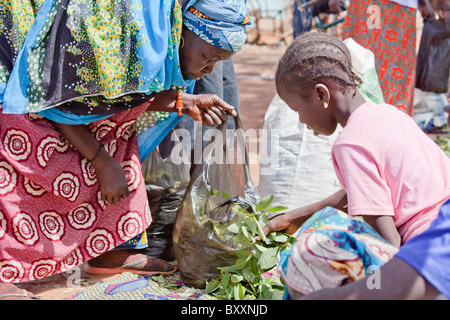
[[173, 116, 260, 288], [140, 139, 190, 261], [416, 17, 450, 94]]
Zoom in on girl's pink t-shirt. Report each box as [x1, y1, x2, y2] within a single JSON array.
[[332, 102, 450, 243]]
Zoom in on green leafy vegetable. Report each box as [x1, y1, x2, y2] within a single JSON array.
[[205, 193, 292, 300]]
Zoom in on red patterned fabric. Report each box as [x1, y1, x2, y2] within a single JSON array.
[[342, 0, 417, 115], [0, 104, 151, 283]]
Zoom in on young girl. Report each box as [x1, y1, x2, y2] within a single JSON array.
[[264, 31, 450, 298]]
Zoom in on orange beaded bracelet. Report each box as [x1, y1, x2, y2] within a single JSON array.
[[175, 90, 183, 116]]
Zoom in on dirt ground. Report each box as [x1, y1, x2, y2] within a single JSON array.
[[14, 43, 287, 300]]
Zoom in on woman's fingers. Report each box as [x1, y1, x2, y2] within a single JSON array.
[[207, 106, 228, 124], [101, 188, 129, 205], [204, 94, 237, 117], [215, 102, 237, 117]]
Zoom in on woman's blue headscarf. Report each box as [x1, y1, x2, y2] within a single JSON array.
[[183, 0, 252, 52]]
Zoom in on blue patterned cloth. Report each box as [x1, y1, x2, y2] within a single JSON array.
[[279, 207, 398, 299], [115, 231, 148, 250], [183, 0, 252, 52]]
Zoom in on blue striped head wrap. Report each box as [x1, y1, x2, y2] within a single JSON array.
[[183, 0, 253, 52]]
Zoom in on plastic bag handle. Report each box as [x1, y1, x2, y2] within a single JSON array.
[[188, 114, 258, 197], [231, 115, 256, 190]]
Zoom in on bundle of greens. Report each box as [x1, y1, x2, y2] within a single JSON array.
[[204, 193, 293, 300]]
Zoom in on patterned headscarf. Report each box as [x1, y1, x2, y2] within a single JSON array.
[[183, 0, 253, 52]]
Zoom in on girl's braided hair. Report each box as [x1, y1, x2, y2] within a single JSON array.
[[276, 31, 362, 96]]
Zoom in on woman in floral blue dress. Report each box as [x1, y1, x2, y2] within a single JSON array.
[[0, 0, 252, 298]]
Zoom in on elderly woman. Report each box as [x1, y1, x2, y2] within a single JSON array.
[[0, 0, 251, 298]]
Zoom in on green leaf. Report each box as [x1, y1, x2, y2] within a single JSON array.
[[241, 225, 249, 238], [270, 232, 288, 243], [259, 213, 269, 224], [258, 247, 278, 270], [231, 274, 243, 283], [178, 287, 196, 297], [162, 283, 182, 290], [234, 257, 249, 270], [205, 280, 220, 294], [237, 249, 252, 259], [223, 272, 231, 288], [221, 191, 230, 199], [225, 264, 237, 273], [255, 216, 269, 244], [259, 285, 272, 300], [265, 206, 288, 213], [255, 195, 274, 212], [233, 232, 249, 247], [241, 267, 256, 283], [243, 216, 258, 236], [151, 275, 165, 286], [254, 243, 268, 252], [233, 283, 245, 300], [271, 289, 284, 300], [227, 221, 242, 234], [253, 243, 267, 260]]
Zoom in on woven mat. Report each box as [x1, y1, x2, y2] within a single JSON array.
[[67, 271, 216, 300]]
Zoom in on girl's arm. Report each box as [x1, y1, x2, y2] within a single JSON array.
[[50, 121, 129, 204], [263, 188, 348, 235], [362, 215, 401, 248]]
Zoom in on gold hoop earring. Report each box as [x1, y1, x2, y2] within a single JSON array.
[[180, 36, 184, 49]]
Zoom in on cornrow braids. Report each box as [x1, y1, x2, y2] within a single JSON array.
[[276, 31, 362, 96]]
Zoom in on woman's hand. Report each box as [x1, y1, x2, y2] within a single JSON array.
[[49, 121, 130, 205], [148, 90, 237, 126], [90, 147, 130, 205], [183, 93, 238, 126]]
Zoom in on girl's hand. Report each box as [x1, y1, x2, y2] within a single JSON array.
[[262, 213, 299, 236], [183, 93, 237, 126], [90, 147, 130, 205]]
